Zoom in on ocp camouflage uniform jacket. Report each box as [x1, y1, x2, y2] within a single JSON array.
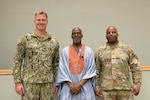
[[95, 41, 142, 91], [12, 31, 59, 83]]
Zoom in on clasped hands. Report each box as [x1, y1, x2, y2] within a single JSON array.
[[68, 83, 82, 95]]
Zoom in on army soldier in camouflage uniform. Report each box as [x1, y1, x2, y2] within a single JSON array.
[[95, 26, 142, 100], [12, 11, 59, 100]]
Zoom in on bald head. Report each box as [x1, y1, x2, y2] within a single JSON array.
[[106, 26, 118, 44], [106, 26, 118, 33], [72, 27, 82, 33]]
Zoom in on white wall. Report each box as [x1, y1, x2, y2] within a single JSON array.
[[0, 75, 21, 100], [0, 0, 150, 69]]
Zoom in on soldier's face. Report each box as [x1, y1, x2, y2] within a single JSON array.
[[34, 14, 48, 31], [106, 27, 118, 44]]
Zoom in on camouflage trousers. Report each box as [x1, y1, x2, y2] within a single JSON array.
[[101, 90, 134, 100], [22, 83, 54, 100]]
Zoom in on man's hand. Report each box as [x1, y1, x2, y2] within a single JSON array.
[[133, 87, 140, 96], [66, 81, 81, 95], [15, 83, 25, 95], [53, 82, 58, 94], [70, 83, 82, 95], [95, 89, 102, 97]]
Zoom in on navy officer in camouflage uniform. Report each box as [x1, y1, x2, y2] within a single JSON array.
[[95, 26, 142, 100], [12, 11, 59, 100]]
